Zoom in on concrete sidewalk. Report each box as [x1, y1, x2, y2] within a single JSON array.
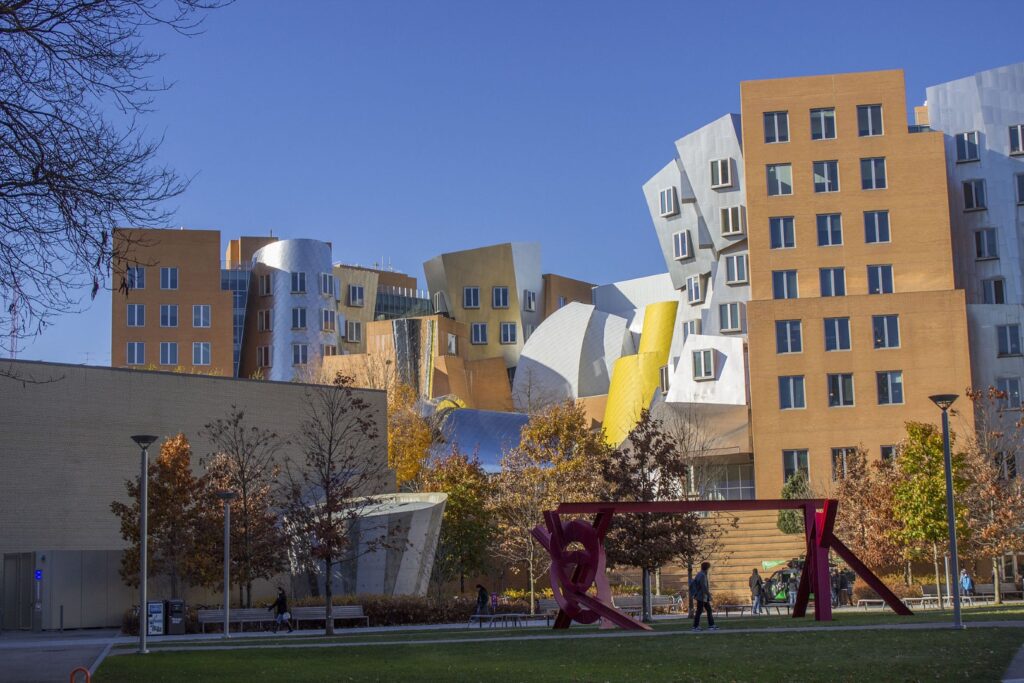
[[0, 629, 117, 683], [1004, 644, 1024, 683]]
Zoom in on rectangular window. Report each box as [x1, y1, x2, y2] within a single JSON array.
[[127, 266, 145, 290], [127, 342, 145, 365], [257, 309, 272, 332], [963, 179, 987, 210], [997, 377, 1022, 409], [810, 108, 836, 140], [1010, 124, 1024, 155], [877, 371, 904, 405], [881, 445, 896, 461], [956, 131, 980, 162], [322, 344, 338, 357], [766, 164, 793, 196], [719, 302, 742, 333], [770, 216, 795, 248], [346, 320, 362, 343], [827, 373, 855, 407], [258, 273, 272, 296], [831, 447, 856, 480], [524, 323, 535, 340], [659, 187, 678, 217], [872, 315, 900, 349], [975, 229, 998, 259], [783, 449, 809, 481], [159, 341, 178, 366], [127, 304, 145, 327], [816, 213, 842, 246], [320, 273, 335, 297], [192, 304, 211, 328], [463, 286, 480, 309], [764, 111, 789, 143], [292, 343, 308, 365], [558, 296, 567, 308], [160, 267, 178, 290], [348, 284, 364, 307], [860, 157, 887, 190], [523, 290, 537, 312], [776, 320, 802, 354], [659, 365, 671, 394], [321, 309, 336, 332], [672, 230, 691, 260], [500, 321, 517, 344], [857, 104, 883, 136], [693, 349, 714, 380], [192, 342, 211, 366], [686, 275, 704, 304], [291, 307, 307, 329], [983, 278, 1006, 304], [1017, 173, 1024, 204], [997, 324, 1022, 357], [813, 160, 840, 193], [824, 317, 851, 351], [447, 333, 458, 355], [492, 286, 509, 309], [159, 304, 178, 328], [725, 254, 748, 284], [471, 322, 488, 345], [721, 206, 744, 235], [868, 265, 894, 294], [682, 319, 701, 340], [864, 210, 890, 243], [710, 159, 732, 188], [778, 376, 805, 409], [772, 270, 798, 299], [819, 267, 846, 297], [290, 271, 306, 294], [257, 345, 272, 368]]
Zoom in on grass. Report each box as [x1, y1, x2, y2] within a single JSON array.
[[95, 627, 1024, 682]]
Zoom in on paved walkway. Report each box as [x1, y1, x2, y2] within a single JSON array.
[[0, 629, 117, 683], [1004, 644, 1024, 683]]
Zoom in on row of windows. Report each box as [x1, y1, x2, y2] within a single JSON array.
[[255, 341, 349, 369], [770, 211, 891, 248], [657, 160, 735, 218], [778, 371, 904, 410], [126, 341, 211, 366], [771, 265, 894, 299], [776, 315, 899, 354], [763, 104, 884, 144], [470, 321, 519, 345], [256, 272, 337, 298], [953, 125, 1024, 162], [127, 304, 212, 328], [462, 286, 537, 312], [782, 445, 898, 483], [765, 158, 887, 196], [126, 267, 178, 291]]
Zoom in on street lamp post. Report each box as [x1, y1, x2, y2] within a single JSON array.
[[929, 394, 963, 630], [130, 435, 158, 655], [215, 491, 238, 638]]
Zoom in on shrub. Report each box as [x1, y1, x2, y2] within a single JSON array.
[[852, 575, 922, 601], [713, 590, 745, 607], [501, 587, 553, 602], [292, 593, 534, 625]]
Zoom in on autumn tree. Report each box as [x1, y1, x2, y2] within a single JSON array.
[[829, 448, 903, 571], [777, 471, 812, 535], [202, 407, 288, 608], [388, 383, 434, 486], [111, 434, 220, 598]]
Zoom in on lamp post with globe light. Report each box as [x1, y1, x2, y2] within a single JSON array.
[[215, 490, 238, 638], [130, 435, 158, 654], [929, 393, 963, 630]]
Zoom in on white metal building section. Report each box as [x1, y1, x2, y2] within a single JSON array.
[[665, 333, 748, 406]]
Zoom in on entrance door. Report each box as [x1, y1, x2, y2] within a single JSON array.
[[2, 553, 33, 630]]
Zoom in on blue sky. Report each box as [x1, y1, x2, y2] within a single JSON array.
[[19, 0, 1023, 365]]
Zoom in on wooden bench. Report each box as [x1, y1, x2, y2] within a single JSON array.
[[291, 605, 369, 629], [197, 608, 276, 633], [466, 612, 530, 629], [976, 582, 1023, 600]]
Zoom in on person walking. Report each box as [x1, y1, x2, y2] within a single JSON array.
[[268, 587, 293, 633], [691, 561, 718, 631], [475, 584, 490, 615], [839, 570, 853, 606], [960, 569, 975, 597], [787, 574, 798, 607], [749, 569, 763, 615], [830, 568, 840, 607]]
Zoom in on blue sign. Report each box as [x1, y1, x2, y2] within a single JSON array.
[[34, 569, 42, 581]]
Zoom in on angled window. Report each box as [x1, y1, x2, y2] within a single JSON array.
[[816, 213, 842, 246], [192, 341, 211, 366], [446, 333, 458, 355], [159, 341, 178, 366], [693, 349, 714, 381], [867, 265, 894, 294], [776, 320, 802, 354], [770, 216, 795, 249], [500, 321, 517, 344], [710, 159, 732, 189], [471, 322, 488, 345], [860, 157, 887, 190], [463, 286, 480, 309], [1010, 124, 1024, 155], [127, 303, 145, 327], [831, 447, 856, 480], [291, 307, 307, 330], [819, 267, 846, 297], [783, 449, 809, 481], [348, 284, 364, 307], [160, 267, 178, 290], [975, 229, 998, 260], [719, 302, 743, 333], [983, 278, 1005, 304], [686, 274, 704, 305], [824, 317, 851, 351], [857, 104, 883, 137], [258, 273, 272, 296], [766, 163, 792, 196], [682, 319, 701, 340], [672, 230, 692, 260], [864, 210, 890, 243], [126, 342, 145, 365], [159, 304, 178, 328], [346, 320, 362, 343], [963, 179, 987, 211], [996, 377, 1022, 409], [292, 343, 308, 365], [659, 365, 671, 394], [779, 376, 805, 409], [721, 206, 744, 236], [725, 254, 748, 284], [877, 370, 903, 405], [997, 324, 1022, 357], [659, 187, 679, 217], [810, 108, 836, 140], [772, 270, 798, 299], [813, 160, 839, 193], [872, 315, 900, 349], [523, 289, 537, 312], [290, 271, 306, 294], [321, 309, 336, 332], [764, 111, 789, 143], [492, 286, 509, 309], [956, 131, 980, 162], [827, 373, 855, 407], [192, 304, 211, 328], [126, 266, 145, 290]]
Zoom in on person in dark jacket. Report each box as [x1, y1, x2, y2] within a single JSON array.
[[268, 587, 293, 633], [475, 584, 489, 615], [749, 569, 764, 615], [691, 562, 718, 631]]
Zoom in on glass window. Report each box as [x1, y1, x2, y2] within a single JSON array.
[[824, 317, 851, 351], [1017, 173, 1024, 205], [877, 371, 904, 405], [160, 267, 178, 290], [257, 345, 272, 368], [828, 373, 855, 407], [127, 342, 144, 365], [127, 304, 145, 327], [659, 187, 678, 217], [956, 131, 980, 162], [725, 254, 748, 284], [975, 229, 998, 259], [810, 108, 836, 140], [257, 309, 273, 332], [813, 160, 840, 193], [322, 344, 338, 357], [447, 333, 458, 355], [996, 377, 1022, 409], [682, 319, 701, 340], [346, 320, 362, 343], [783, 449, 809, 481], [192, 342, 211, 366], [766, 164, 793, 196], [776, 320, 802, 354], [463, 286, 480, 309], [872, 315, 900, 349], [693, 349, 714, 380], [719, 302, 742, 332], [983, 278, 1006, 304], [819, 267, 846, 297], [831, 447, 856, 480], [1010, 124, 1024, 155], [290, 271, 306, 294], [159, 341, 178, 366], [258, 274, 272, 296], [772, 270, 798, 299], [659, 365, 670, 394], [964, 179, 987, 210], [816, 213, 842, 246], [291, 307, 306, 329], [868, 265, 894, 294], [779, 376, 805, 409], [320, 273, 335, 297], [673, 231, 691, 260], [292, 343, 308, 365], [857, 104, 883, 136], [492, 286, 509, 309], [686, 275, 704, 304], [860, 158, 887, 190], [770, 217, 795, 249], [192, 304, 211, 328], [558, 296, 567, 308], [523, 289, 536, 312], [159, 304, 178, 328], [764, 111, 789, 143], [864, 210, 890, 243], [721, 206, 744, 235], [127, 266, 145, 290], [997, 324, 1022, 357], [348, 284, 364, 307], [471, 322, 488, 345], [710, 159, 732, 188], [321, 309, 336, 332], [500, 321, 517, 344], [881, 445, 896, 461]]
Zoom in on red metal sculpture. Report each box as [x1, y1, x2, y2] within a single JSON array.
[[532, 498, 911, 631]]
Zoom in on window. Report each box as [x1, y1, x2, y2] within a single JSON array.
[[159, 341, 178, 366], [872, 315, 900, 349], [192, 342, 211, 366], [770, 216, 795, 248], [659, 187, 679, 217], [471, 322, 488, 345], [693, 349, 714, 380], [257, 345, 272, 368], [160, 267, 178, 290], [864, 211, 890, 243], [290, 271, 306, 294], [766, 164, 793, 196], [778, 376, 805, 409], [983, 278, 1006, 304], [816, 213, 842, 246], [322, 344, 338, 357], [963, 179, 987, 210], [877, 371, 904, 405], [776, 320, 802, 354], [831, 447, 856, 480], [500, 322, 517, 344], [881, 445, 896, 462], [860, 158, 887, 190], [997, 377, 1022, 409], [321, 309, 336, 332], [291, 307, 306, 329], [659, 365, 671, 394], [721, 206, 744, 235], [348, 284, 364, 307], [867, 265, 894, 294], [258, 274, 272, 296], [813, 160, 839, 193], [764, 111, 789, 143], [824, 317, 851, 351], [772, 270, 798, 299], [672, 231, 692, 260], [1017, 173, 1024, 204], [819, 268, 846, 297], [127, 304, 145, 327], [1010, 124, 1024, 155], [463, 286, 480, 309], [492, 286, 509, 309], [127, 266, 145, 290], [710, 159, 731, 188], [524, 323, 534, 340], [783, 449, 809, 481], [975, 229, 998, 259], [292, 343, 308, 365], [997, 324, 1021, 357], [686, 275, 704, 304], [192, 304, 211, 328], [320, 273, 335, 297], [719, 302, 742, 333], [257, 309, 272, 332], [956, 131, 980, 162], [558, 296, 567, 308], [725, 254, 748, 284], [127, 342, 144, 365], [827, 373, 855, 407], [346, 320, 362, 343], [682, 319, 701, 340], [998, 452, 1018, 480], [447, 333, 458, 355], [159, 304, 178, 328], [523, 289, 537, 312], [810, 108, 836, 140], [857, 104, 883, 136]]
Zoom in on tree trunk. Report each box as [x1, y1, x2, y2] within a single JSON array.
[[246, 581, 253, 609], [238, 584, 243, 609], [324, 558, 334, 636], [528, 562, 536, 615], [641, 567, 653, 623], [932, 543, 943, 606], [460, 572, 465, 594], [993, 558, 1003, 605], [307, 569, 320, 598], [686, 562, 694, 616]]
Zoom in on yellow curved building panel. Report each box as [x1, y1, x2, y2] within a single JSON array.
[[636, 301, 678, 364], [603, 355, 643, 445]]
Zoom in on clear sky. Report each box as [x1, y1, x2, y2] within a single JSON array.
[[18, 0, 1024, 366]]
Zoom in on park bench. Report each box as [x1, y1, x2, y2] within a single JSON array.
[[717, 604, 748, 617], [976, 582, 1023, 600], [197, 608, 275, 633], [290, 605, 369, 629], [466, 612, 530, 629], [612, 595, 679, 616]]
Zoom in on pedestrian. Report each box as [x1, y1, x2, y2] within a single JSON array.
[[268, 586, 293, 634], [838, 570, 852, 606], [830, 568, 840, 607], [749, 568, 763, 615], [787, 574, 798, 607], [960, 569, 975, 597], [475, 584, 489, 615], [690, 561, 718, 631]]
